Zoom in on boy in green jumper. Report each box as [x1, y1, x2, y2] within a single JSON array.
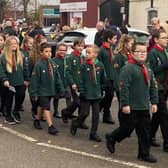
[[105, 42, 158, 163], [52, 43, 71, 118], [98, 29, 117, 124], [29, 43, 63, 135], [70, 45, 106, 142], [147, 30, 168, 151], [61, 38, 88, 129]]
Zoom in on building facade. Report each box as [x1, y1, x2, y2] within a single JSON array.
[[129, 0, 168, 31], [60, 0, 98, 28]]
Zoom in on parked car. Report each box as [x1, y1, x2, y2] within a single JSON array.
[[57, 27, 149, 46], [56, 27, 149, 54], [127, 27, 149, 43]]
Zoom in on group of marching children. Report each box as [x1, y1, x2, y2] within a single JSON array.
[[0, 24, 168, 163]]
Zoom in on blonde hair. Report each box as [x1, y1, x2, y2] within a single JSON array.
[[29, 35, 47, 65], [86, 45, 99, 54], [114, 34, 134, 55], [4, 36, 23, 73]]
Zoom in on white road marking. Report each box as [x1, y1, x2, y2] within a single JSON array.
[[0, 124, 151, 168], [37, 142, 151, 168], [0, 124, 37, 142]]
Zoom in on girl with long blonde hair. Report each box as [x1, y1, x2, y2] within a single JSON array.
[[0, 36, 29, 124], [113, 34, 134, 121]]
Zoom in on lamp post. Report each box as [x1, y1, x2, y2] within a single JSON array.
[[13, 0, 16, 20], [151, 0, 154, 8]]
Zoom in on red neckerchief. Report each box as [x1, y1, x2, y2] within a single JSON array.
[[85, 59, 95, 81], [0, 48, 2, 54], [72, 50, 83, 64], [128, 59, 149, 86], [153, 44, 164, 52], [24, 46, 29, 51], [56, 53, 63, 59], [126, 52, 132, 61], [12, 52, 16, 70], [41, 57, 53, 79], [101, 42, 113, 63]]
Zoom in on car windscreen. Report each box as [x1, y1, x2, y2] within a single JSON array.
[[59, 32, 86, 43], [128, 32, 149, 43]]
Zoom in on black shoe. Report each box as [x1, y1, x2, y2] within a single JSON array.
[[33, 120, 42, 129], [48, 125, 59, 135], [138, 154, 157, 163], [61, 109, 68, 123], [103, 115, 115, 124], [53, 112, 62, 119], [4, 116, 16, 125], [12, 111, 21, 123], [89, 134, 102, 142], [69, 115, 78, 119], [105, 133, 116, 153], [70, 120, 78, 136], [151, 138, 160, 147], [79, 123, 89, 129]]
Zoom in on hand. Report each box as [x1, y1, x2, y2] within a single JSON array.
[[24, 81, 29, 87], [122, 105, 131, 114], [3, 80, 10, 88], [151, 104, 157, 113], [72, 84, 77, 90]]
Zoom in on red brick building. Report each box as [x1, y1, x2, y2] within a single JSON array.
[[60, 0, 98, 28]]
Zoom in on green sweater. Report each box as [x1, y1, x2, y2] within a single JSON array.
[[120, 63, 158, 110], [78, 59, 106, 100], [66, 53, 85, 86], [147, 47, 168, 91], [29, 58, 63, 97], [98, 47, 114, 80], [52, 56, 68, 88], [113, 52, 128, 91], [0, 54, 29, 86]]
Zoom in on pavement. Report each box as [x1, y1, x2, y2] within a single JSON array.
[[0, 94, 167, 168]]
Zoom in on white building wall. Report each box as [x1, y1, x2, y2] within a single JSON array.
[[129, 0, 168, 31]]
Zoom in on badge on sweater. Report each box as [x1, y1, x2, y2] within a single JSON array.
[[42, 70, 46, 73]]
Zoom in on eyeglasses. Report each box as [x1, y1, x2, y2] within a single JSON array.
[[159, 37, 168, 40], [134, 51, 147, 55]]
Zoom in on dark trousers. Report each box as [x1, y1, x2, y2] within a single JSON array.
[[3, 85, 25, 117], [53, 88, 71, 113], [100, 80, 114, 118], [151, 91, 168, 145], [110, 110, 151, 157], [30, 96, 38, 115], [0, 84, 5, 115], [63, 88, 80, 117], [74, 99, 100, 135]]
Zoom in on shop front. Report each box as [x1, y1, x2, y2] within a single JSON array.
[[60, 0, 98, 28]]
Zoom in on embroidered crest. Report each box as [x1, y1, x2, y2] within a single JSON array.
[[113, 63, 119, 68], [96, 66, 102, 71], [42, 70, 46, 73], [119, 81, 123, 90]]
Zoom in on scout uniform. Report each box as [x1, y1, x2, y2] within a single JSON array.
[[113, 52, 132, 121], [0, 53, 29, 123], [106, 59, 158, 160], [61, 50, 85, 122], [29, 58, 63, 98], [71, 58, 106, 141], [52, 54, 71, 117], [148, 44, 168, 151], [98, 42, 115, 123]]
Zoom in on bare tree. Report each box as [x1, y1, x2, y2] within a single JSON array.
[[0, 0, 9, 23], [20, 0, 31, 19]]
